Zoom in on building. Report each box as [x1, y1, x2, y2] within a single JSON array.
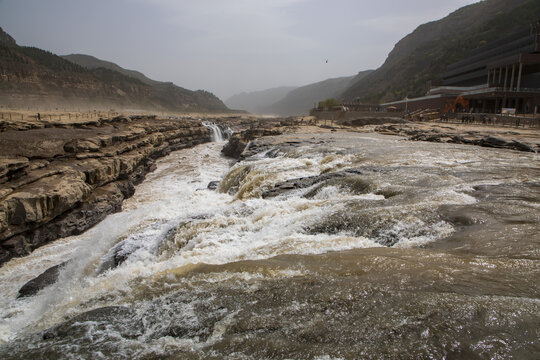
[[382, 22, 540, 115]]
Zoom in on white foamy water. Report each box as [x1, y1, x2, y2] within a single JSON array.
[[0, 140, 382, 341], [1, 131, 537, 352], [203, 122, 224, 142]]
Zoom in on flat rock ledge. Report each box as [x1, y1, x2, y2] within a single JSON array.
[[375, 124, 540, 152], [0, 115, 211, 265]]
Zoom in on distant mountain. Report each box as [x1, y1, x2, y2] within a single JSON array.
[[61, 54, 162, 86], [264, 71, 372, 116], [0, 29, 228, 111], [61, 53, 227, 112], [0, 26, 16, 46], [225, 86, 297, 114], [341, 0, 540, 103]]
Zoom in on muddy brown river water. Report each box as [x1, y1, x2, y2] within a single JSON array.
[[0, 130, 538, 359]]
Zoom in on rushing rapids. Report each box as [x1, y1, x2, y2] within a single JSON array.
[[0, 129, 538, 359]]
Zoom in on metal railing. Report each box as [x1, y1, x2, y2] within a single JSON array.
[[440, 112, 540, 128]]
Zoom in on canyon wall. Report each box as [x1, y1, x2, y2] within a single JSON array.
[[0, 116, 210, 265]]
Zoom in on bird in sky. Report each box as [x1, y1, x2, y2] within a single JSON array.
[[325, 59, 328, 63]]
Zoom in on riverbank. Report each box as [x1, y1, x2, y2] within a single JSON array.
[[373, 121, 540, 152], [0, 115, 211, 265]]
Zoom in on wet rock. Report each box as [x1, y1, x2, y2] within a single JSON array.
[[97, 224, 179, 274], [17, 261, 69, 298], [264, 148, 282, 158], [221, 135, 248, 159], [507, 140, 534, 152], [0, 117, 212, 266], [42, 306, 141, 340], [346, 117, 407, 127], [97, 240, 135, 274], [262, 169, 364, 198], [479, 136, 508, 148], [375, 125, 538, 153], [207, 180, 220, 190], [222, 128, 282, 160]]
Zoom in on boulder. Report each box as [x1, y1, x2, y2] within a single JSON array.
[[262, 169, 363, 198], [41, 306, 141, 340], [480, 136, 508, 148], [221, 135, 248, 159], [207, 181, 220, 190], [17, 261, 69, 298]]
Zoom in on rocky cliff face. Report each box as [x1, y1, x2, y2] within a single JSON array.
[[341, 0, 538, 103], [0, 116, 211, 265]]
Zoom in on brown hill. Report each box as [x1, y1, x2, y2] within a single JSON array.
[[341, 0, 540, 103], [0, 28, 228, 112]]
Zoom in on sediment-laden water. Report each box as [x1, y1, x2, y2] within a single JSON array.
[[0, 131, 538, 359]]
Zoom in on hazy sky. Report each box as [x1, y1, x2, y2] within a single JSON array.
[[0, 0, 478, 99]]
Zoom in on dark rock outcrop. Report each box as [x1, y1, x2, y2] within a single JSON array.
[[222, 128, 282, 159], [375, 124, 539, 153], [207, 181, 220, 190], [0, 116, 211, 266], [343, 117, 407, 127], [41, 306, 141, 340], [221, 135, 248, 159], [262, 169, 363, 198], [17, 261, 69, 298]]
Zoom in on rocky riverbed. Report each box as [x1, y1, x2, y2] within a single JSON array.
[[374, 122, 540, 152]]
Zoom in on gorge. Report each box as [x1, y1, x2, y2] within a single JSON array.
[[0, 123, 538, 359], [0, 115, 214, 265]]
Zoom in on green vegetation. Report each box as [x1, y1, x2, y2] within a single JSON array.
[[318, 98, 340, 109]]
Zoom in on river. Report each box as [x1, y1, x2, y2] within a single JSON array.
[[0, 130, 538, 359]]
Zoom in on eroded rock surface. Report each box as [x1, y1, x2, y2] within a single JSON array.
[[0, 116, 211, 265], [222, 128, 282, 159], [375, 124, 540, 152]]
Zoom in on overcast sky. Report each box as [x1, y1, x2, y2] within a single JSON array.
[[0, 0, 478, 99]]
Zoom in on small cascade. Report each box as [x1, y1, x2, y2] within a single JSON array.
[[203, 122, 224, 142], [224, 127, 234, 139]]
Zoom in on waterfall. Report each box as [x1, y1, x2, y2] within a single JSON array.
[[203, 122, 224, 142]]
